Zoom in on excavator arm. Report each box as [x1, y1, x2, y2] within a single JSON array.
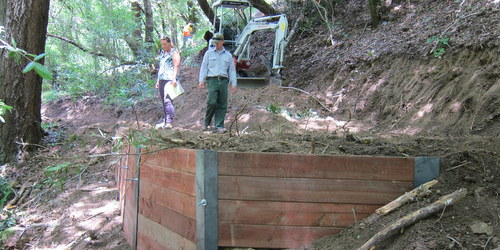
[[233, 14, 288, 77], [210, 0, 289, 87]]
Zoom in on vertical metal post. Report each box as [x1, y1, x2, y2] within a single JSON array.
[[196, 150, 218, 250], [132, 146, 141, 250], [414, 157, 440, 187]]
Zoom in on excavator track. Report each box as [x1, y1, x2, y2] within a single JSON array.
[[236, 77, 267, 89]]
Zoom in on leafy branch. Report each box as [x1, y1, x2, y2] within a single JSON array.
[[0, 26, 53, 80], [0, 100, 13, 123]]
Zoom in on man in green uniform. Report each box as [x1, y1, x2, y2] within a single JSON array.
[[198, 33, 237, 133]]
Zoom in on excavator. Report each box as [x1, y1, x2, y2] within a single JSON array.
[[210, 0, 289, 88]]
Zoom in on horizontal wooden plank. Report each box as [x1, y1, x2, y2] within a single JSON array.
[[140, 148, 197, 174], [219, 176, 412, 204], [140, 181, 196, 219], [218, 152, 414, 181], [137, 231, 165, 250], [140, 163, 195, 196], [219, 223, 342, 248], [219, 200, 374, 227], [138, 214, 196, 250], [139, 197, 196, 241]]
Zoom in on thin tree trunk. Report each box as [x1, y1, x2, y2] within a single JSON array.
[[124, 0, 143, 59], [197, 0, 215, 24], [143, 0, 154, 44], [0, 0, 50, 164]]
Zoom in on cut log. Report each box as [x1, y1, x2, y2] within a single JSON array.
[[358, 188, 467, 250], [376, 179, 438, 215]]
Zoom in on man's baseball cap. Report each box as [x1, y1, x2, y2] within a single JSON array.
[[212, 33, 224, 41]]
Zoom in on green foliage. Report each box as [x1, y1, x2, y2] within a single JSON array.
[[0, 210, 16, 245], [0, 177, 13, 212], [266, 103, 283, 114], [0, 100, 13, 123], [426, 36, 450, 58], [298, 1, 323, 35], [0, 222, 15, 239], [180, 42, 207, 67], [111, 136, 125, 153], [41, 88, 61, 103], [41, 122, 57, 131], [43, 162, 80, 191], [45, 162, 72, 172], [104, 69, 157, 108], [0, 177, 15, 244], [41, 0, 213, 104], [0, 26, 53, 80]]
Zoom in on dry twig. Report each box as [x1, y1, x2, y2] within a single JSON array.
[[279, 86, 333, 113]]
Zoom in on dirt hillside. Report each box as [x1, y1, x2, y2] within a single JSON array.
[[2, 0, 499, 249]]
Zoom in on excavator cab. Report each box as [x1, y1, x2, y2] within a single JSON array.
[[211, 0, 289, 88], [211, 0, 251, 52]]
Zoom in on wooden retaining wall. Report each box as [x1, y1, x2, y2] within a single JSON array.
[[116, 147, 439, 249]]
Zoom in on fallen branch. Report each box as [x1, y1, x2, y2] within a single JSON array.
[[358, 188, 468, 250], [376, 179, 438, 215], [47, 33, 116, 59], [446, 161, 470, 171], [279, 86, 333, 113]]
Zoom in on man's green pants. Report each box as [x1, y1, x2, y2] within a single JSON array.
[[205, 78, 228, 129]]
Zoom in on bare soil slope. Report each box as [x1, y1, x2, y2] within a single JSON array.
[[2, 0, 499, 249]]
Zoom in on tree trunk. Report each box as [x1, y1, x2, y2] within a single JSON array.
[[186, 0, 199, 30], [124, 0, 143, 59], [250, 0, 277, 16], [368, 0, 381, 28], [0, 0, 50, 164], [143, 0, 154, 44], [197, 0, 215, 24]]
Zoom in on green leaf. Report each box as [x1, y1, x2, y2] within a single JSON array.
[[10, 37, 17, 47], [7, 51, 16, 58], [439, 38, 449, 45], [45, 162, 71, 172], [22, 61, 36, 73], [34, 53, 46, 61], [33, 62, 53, 80], [16, 48, 27, 54]]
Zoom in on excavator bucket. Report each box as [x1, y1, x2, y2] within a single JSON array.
[[236, 77, 267, 89]]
